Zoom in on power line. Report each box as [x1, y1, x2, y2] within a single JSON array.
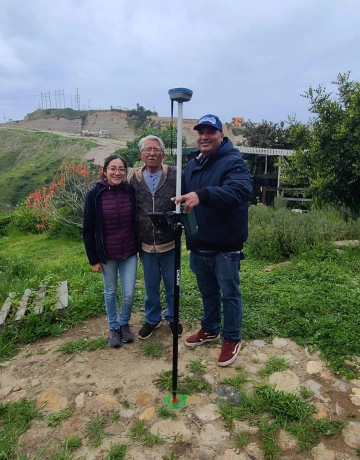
[[0, 94, 39, 100]]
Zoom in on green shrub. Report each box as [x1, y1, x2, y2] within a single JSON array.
[[247, 205, 360, 261]]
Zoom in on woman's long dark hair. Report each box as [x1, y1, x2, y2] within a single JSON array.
[[100, 154, 128, 180]]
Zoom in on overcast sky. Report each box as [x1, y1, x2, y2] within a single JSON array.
[[1, 0, 359, 124]]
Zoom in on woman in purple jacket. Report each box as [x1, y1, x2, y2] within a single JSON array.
[[83, 155, 138, 348]]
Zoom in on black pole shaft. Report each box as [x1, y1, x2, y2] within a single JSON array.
[[172, 219, 182, 401]]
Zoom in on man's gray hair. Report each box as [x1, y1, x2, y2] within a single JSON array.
[[138, 135, 165, 152]]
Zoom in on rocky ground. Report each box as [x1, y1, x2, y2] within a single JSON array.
[[1, 311, 360, 460]]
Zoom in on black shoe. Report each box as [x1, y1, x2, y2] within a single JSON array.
[[109, 328, 122, 348], [169, 322, 183, 337], [138, 322, 162, 340], [120, 324, 135, 343]]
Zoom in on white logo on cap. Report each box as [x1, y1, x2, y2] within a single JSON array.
[[199, 116, 216, 125]]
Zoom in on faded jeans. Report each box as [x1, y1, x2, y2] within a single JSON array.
[[101, 255, 137, 329]]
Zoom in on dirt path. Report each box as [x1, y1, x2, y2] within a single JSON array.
[[1, 311, 360, 459]]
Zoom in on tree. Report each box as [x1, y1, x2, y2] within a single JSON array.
[[115, 125, 187, 167], [283, 72, 360, 214], [237, 120, 295, 175]]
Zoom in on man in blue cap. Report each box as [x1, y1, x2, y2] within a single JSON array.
[[174, 114, 252, 366]]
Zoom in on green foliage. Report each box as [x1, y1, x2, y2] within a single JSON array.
[[237, 433, 249, 447], [130, 420, 164, 446], [105, 443, 127, 460], [46, 409, 72, 426], [48, 436, 82, 460], [56, 337, 107, 354], [157, 406, 178, 420], [219, 383, 347, 454], [237, 119, 295, 176], [257, 356, 291, 377], [0, 398, 40, 459], [0, 129, 96, 210], [141, 342, 167, 358], [247, 204, 360, 261], [283, 72, 360, 214], [85, 415, 107, 447], [25, 108, 95, 121], [154, 366, 212, 395]]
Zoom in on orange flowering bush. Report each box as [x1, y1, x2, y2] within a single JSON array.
[[26, 161, 100, 229]]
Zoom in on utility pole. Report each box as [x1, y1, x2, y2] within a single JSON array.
[[54, 90, 58, 108]]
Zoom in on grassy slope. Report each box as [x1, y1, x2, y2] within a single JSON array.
[[0, 233, 359, 377], [0, 128, 96, 208]]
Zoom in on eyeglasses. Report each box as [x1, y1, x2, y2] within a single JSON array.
[[107, 167, 126, 173], [142, 147, 163, 153]]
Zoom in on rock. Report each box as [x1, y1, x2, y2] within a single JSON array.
[[5, 389, 28, 402], [12, 385, 22, 391], [342, 421, 360, 448], [312, 442, 336, 460], [332, 379, 350, 393], [60, 417, 87, 436], [233, 420, 259, 434], [30, 379, 41, 387], [223, 449, 248, 460], [349, 388, 360, 406], [350, 379, 360, 388], [335, 402, 345, 416], [195, 404, 220, 421], [36, 387, 68, 411], [244, 442, 264, 460], [106, 422, 126, 435], [75, 392, 85, 408], [313, 402, 329, 419], [333, 240, 359, 248], [268, 370, 300, 395], [305, 347, 321, 360], [120, 409, 134, 418], [186, 395, 201, 405], [215, 385, 242, 404], [306, 360, 323, 374], [304, 380, 330, 403], [139, 407, 155, 421], [277, 429, 298, 450], [204, 374, 215, 385], [150, 420, 192, 441], [251, 352, 268, 363], [199, 423, 230, 445], [272, 338, 288, 348], [252, 340, 266, 348], [93, 393, 118, 410], [320, 369, 334, 382], [134, 390, 153, 406], [0, 386, 12, 398]]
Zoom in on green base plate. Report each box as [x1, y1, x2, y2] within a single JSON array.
[[164, 393, 186, 409]]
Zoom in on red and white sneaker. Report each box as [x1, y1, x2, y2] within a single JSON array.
[[185, 328, 220, 347], [217, 340, 241, 367]]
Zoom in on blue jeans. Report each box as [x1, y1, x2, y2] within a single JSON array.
[[140, 249, 175, 324], [101, 255, 137, 329], [190, 252, 242, 341]]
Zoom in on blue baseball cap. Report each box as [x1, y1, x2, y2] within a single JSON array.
[[194, 114, 222, 132]]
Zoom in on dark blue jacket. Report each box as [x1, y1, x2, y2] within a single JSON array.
[[183, 138, 252, 252], [83, 181, 137, 265]]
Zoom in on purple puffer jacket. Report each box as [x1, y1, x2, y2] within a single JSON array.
[[101, 184, 137, 260]]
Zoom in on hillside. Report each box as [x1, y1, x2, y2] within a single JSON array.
[[0, 129, 98, 209], [4, 109, 242, 147]]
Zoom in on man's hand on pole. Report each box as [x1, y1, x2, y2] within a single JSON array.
[[172, 192, 199, 213]]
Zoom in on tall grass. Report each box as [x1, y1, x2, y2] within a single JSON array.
[[246, 204, 360, 261]]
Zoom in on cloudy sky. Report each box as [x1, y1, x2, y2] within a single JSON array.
[[1, 0, 359, 124]]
